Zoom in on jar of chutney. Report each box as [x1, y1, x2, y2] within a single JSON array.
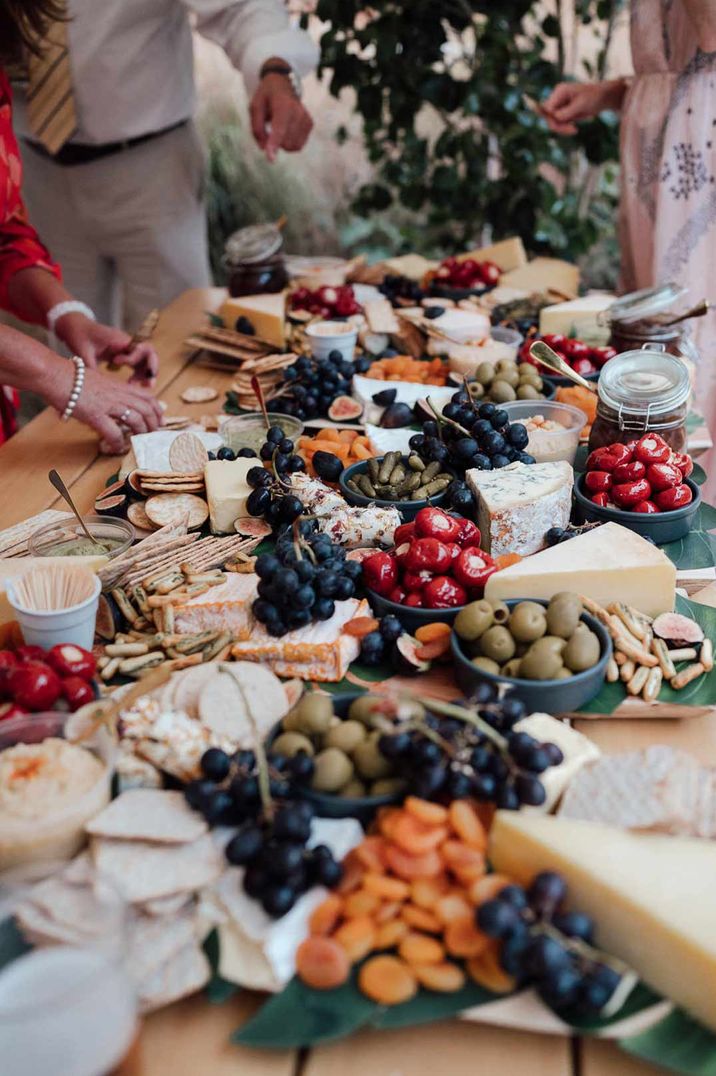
[[223, 222, 288, 297], [606, 283, 700, 365]]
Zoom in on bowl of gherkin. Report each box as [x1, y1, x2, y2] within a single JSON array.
[[340, 452, 452, 521]]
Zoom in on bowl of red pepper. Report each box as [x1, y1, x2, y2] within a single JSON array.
[[574, 434, 701, 544]]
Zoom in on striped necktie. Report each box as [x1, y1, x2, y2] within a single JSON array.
[[26, 14, 77, 155]]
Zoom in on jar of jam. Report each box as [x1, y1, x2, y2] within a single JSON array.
[[606, 283, 700, 365], [588, 345, 690, 453], [223, 222, 289, 297]]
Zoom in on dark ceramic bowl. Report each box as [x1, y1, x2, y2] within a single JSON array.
[[340, 457, 448, 522], [451, 599, 612, 713], [367, 586, 466, 634], [266, 691, 404, 822], [573, 474, 701, 545]]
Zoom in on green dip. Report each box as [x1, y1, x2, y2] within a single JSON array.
[[49, 538, 120, 556]]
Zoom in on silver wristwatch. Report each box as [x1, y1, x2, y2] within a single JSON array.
[[260, 62, 302, 99]]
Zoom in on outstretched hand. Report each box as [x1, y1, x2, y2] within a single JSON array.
[[250, 73, 313, 162]]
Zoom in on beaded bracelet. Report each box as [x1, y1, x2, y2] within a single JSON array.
[[61, 355, 86, 422]]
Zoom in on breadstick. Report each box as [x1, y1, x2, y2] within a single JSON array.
[[619, 660, 636, 682], [651, 638, 677, 680], [671, 662, 705, 690], [606, 657, 620, 683], [642, 667, 663, 702], [613, 635, 658, 668], [610, 602, 648, 642], [614, 651, 628, 667], [626, 666, 650, 696], [668, 647, 698, 664], [700, 638, 714, 672]]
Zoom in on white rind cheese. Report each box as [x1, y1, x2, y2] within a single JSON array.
[[514, 713, 601, 812], [489, 811, 716, 1034], [466, 461, 572, 558], [205, 459, 254, 534], [485, 520, 676, 618], [352, 375, 454, 425]]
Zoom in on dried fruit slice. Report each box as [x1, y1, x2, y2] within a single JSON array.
[[309, 894, 344, 937], [399, 932, 445, 966], [358, 955, 418, 1005], [333, 916, 376, 963], [413, 961, 466, 993], [296, 936, 350, 990]]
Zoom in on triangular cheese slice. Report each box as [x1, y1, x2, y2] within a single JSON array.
[[220, 291, 286, 348], [485, 521, 676, 619], [489, 811, 716, 1033]]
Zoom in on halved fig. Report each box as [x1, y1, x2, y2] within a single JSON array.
[[652, 612, 704, 648], [96, 593, 122, 641], [392, 634, 430, 675], [94, 494, 127, 516]]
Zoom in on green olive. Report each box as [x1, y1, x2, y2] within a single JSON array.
[[509, 602, 548, 643], [471, 656, 502, 676], [311, 748, 354, 792], [491, 600, 511, 625], [352, 740, 393, 780], [370, 777, 407, 796], [519, 371, 543, 390], [489, 380, 517, 403], [475, 362, 496, 385], [479, 625, 516, 663], [272, 731, 315, 757], [501, 658, 523, 678], [281, 708, 303, 732], [516, 383, 541, 400], [324, 719, 367, 753], [563, 629, 601, 672], [518, 365, 542, 383], [296, 693, 333, 734], [551, 592, 584, 616], [497, 367, 520, 388], [519, 646, 564, 680], [348, 695, 384, 727], [546, 598, 583, 639], [554, 667, 573, 679], [340, 777, 367, 798], [468, 381, 485, 399], [537, 635, 568, 655], [455, 599, 494, 641]]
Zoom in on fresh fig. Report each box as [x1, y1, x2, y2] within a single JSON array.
[[313, 450, 344, 482], [327, 395, 363, 422], [94, 494, 127, 516], [392, 634, 430, 675], [652, 612, 704, 648], [372, 388, 398, 407], [380, 402, 414, 428]]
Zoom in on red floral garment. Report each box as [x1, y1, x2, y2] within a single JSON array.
[[0, 71, 61, 444]]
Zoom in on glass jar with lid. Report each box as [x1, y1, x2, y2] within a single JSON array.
[[588, 345, 691, 453], [605, 283, 700, 365], [223, 222, 289, 297]]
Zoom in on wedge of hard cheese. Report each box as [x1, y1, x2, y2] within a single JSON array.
[[0, 555, 109, 625], [489, 811, 716, 1034], [173, 573, 257, 640], [485, 521, 676, 619], [220, 292, 286, 348]]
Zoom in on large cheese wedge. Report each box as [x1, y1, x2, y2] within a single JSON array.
[[489, 811, 716, 1034], [467, 460, 572, 558], [205, 458, 254, 534], [0, 555, 109, 625], [457, 236, 528, 273], [485, 521, 676, 619], [539, 294, 615, 341], [220, 292, 286, 348], [499, 257, 579, 300], [383, 254, 438, 281]]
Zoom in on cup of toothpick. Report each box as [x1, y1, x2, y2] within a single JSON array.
[[6, 566, 101, 650]]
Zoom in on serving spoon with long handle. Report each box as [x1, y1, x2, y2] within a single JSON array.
[[654, 299, 709, 327], [529, 340, 598, 394], [48, 468, 102, 547]]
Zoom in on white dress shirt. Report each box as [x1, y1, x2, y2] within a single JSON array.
[[13, 0, 318, 145]]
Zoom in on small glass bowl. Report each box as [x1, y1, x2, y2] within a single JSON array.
[[502, 400, 588, 465], [220, 412, 304, 454], [28, 515, 134, 560]]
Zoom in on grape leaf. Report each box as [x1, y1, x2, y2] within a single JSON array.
[[660, 500, 716, 570], [202, 929, 239, 1005], [0, 917, 30, 972]]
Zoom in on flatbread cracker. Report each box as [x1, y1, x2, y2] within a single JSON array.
[[168, 432, 209, 474], [85, 789, 208, 843], [137, 939, 210, 1013], [198, 662, 288, 743], [181, 386, 218, 404], [171, 664, 218, 719], [91, 832, 223, 903], [127, 502, 157, 531], [144, 493, 208, 530]]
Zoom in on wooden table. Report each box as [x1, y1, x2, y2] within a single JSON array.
[[2, 288, 712, 1076]]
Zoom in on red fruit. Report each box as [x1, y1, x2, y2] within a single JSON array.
[[478, 261, 500, 287], [414, 507, 462, 543], [452, 548, 496, 590], [571, 357, 597, 377], [61, 676, 95, 711], [394, 542, 411, 568], [611, 479, 652, 509], [455, 518, 481, 548], [362, 552, 397, 597], [633, 500, 659, 514], [46, 643, 96, 682], [15, 645, 46, 663], [0, 650, 18, 700], [586, 445, 631, 472], [670, 451, 694, 478], [647, 462, 683, 492], [422, 576, 467, 609], [612, 460, 646, 483], [403, 569, 434, 592], [404, 593, 424, 608], [654, 484, 693, 511], [7, 661, 62, 712], [393, 522, 415, 547], [564, 339, 590, 361], [445, 542, 462, 563], [590, 345, 617, 368], [590, 493, 610, 507], [584, 470, 612, 493], [388, 586, 407, 604], [542, 333, 567, 350], [634, 434, 670, 465], [0, 702, 28, 721], [405, 538, 452, 574]]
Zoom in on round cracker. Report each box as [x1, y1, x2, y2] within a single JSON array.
[[171, 665, 219, 719], [144, 493, 208, 530], [168, 432, 209, 474], [181, 386, 218, 404], [128, 501, 157, 531]]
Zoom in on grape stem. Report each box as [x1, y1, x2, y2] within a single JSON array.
[[425, 395, 471, 438], [271, 448, 293, 489], [408, 693, 508, 752], [217, 666, 274, 819], [535, 920, 638, 1017]]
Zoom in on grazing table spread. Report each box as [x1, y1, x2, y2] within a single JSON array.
[[1, 252, 716, 1076]]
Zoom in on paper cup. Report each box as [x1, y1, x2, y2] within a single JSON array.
[[305, 321, 358, 362], [6, 576, 101, 651]]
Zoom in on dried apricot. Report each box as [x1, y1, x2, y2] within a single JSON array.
[[333, 916, 377, 963], [413, 961, 466, 993], [414, 622, 452, 644], [468, 874, 513, 906], [398, 932, 445, 967], [309, 894, 344, 936], [391, 813, 448, 855], [375, 919, 409, 949], [401, 904, 442, 934], [296, 937, 350, 990], [444, 917, 491, 959], [434, 893, 474, 926], [441, 840, 486, 882], [384, 843, 443, 880], [336, 853, 364, 895], [343, 617, 380, 638], [415, 636, 451, 661], [354, 836, 387, 873], [448, 801, 488, 851], [343, 890, 380, 918], [363, 873, 410, 902], [404, 797, 449, 826], [467, 942, 516, 994], [358, 955, 418, 1005], [410, 876, 450, 910]]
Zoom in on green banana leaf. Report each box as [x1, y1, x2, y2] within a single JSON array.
[[621, 1008, 716, 1075]]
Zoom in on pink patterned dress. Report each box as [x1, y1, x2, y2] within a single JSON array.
[[619, 0, 716, 491]]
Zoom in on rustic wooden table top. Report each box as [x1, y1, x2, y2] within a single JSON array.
[[3, 287, 711, 1076]]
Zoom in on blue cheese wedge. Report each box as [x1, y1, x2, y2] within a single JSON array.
[[205, 459, 254, 534], [466, 460, 572, 558]]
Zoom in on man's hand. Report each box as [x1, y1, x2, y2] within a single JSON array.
[[250, 73, 313, 162], [55, 313, 159, 385]]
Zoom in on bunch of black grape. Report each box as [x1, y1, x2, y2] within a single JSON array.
[[379, 274, 425, 304], [185, 746, 342, 918], [253, 531, 362, 636], [477, 872, 625, 1015], [545, 522, 605, 547], [409, 393, 534, 478], [271, 351, 371, 421], [245, 425, 305, 528], [377, 685, 563, 808]]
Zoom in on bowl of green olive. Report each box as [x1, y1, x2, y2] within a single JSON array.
[[266, 691, 407, 821], [450, 594, 611, 713]]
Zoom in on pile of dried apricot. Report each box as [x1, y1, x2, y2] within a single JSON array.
[[297, 428, 376, 474], [365, 355, 448, 385], [295, 797, 517, 1004]]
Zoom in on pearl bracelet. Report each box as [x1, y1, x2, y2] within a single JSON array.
[[61, 355, 86, 422]]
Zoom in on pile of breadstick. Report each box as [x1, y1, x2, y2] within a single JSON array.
[[581, 596, 713, 702]]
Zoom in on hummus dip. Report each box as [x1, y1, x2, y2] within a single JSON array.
[[0, 738, 110, 871]]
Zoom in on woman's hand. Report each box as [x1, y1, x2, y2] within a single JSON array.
[[55, 313, 159, 385], [540, 79, 627, 135]]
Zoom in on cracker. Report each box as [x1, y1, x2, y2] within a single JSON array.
[[91, 832, 223, 903], [141, 893, 193, 918], [137, 470, 203, 480], [144, 493, 208, 530], [128, 501, 157, 531], [85, 789, 208, 843], [168, 432, 209, 474], [181, 386, 218, 404], [171, 664, 218, 719], [126, 909, 198, 987], [198, 662, 288, 743], [137, 939, 210, 1013]]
